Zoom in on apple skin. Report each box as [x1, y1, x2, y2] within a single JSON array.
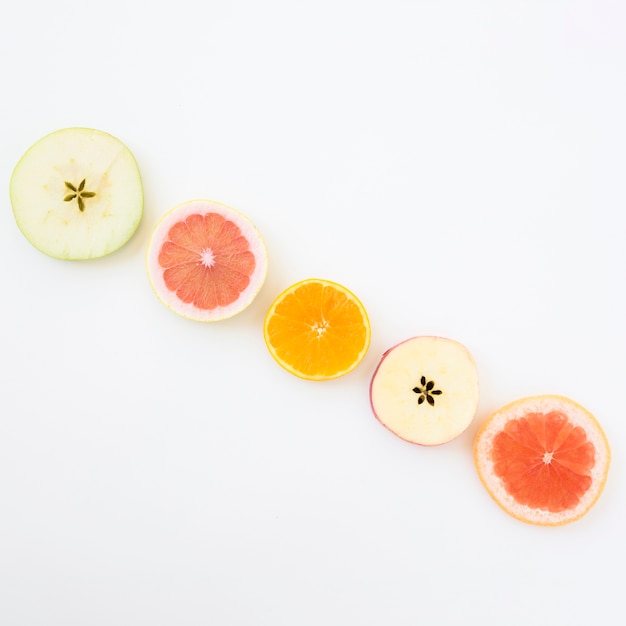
[[369, 336, 480, 446]]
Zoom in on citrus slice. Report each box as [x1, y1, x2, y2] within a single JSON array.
[[474, 395, 611, 526], [146, 200, 267, 321], [10, 127, 143, 260], [370, 336, 479, 446], [263, 278, 371, 380]]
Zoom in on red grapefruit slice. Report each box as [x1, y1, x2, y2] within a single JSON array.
[[146, 200, 267, 321], [474, 395, 611, 525]]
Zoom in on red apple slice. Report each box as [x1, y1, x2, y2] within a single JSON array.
[[370, 336, 480, 445]]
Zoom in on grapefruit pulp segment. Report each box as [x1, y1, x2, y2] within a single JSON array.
[[474, 395, 610, 525], [146, 200, 267, 321]]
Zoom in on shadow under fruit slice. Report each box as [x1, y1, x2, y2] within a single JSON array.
[[263, 278, 371, 381], [370, 336, 480, 445], [474, 395, 611, 526], [146, 200, 267, 321], [10, 127, 143, 260]]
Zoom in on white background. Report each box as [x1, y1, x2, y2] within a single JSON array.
[[1, 1, 624, 624]]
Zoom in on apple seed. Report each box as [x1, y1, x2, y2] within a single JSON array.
[[412, 376, 443, 406], [64, 179, 96, 212]]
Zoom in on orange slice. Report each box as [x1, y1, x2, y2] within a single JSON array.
[[474, 395, 611, 525], [263, 278, 371, 381]]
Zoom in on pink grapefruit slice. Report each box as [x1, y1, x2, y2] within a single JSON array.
[[146, 200, 267, 321], [474, 395, 611, 526]]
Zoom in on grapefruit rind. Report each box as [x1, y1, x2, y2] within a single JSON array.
[[263, 278, 371, 381], [370, 336, 480, 446], [474, 395, 611, 526], [146, 200, 268, 321], [10, 127, 143, 260]]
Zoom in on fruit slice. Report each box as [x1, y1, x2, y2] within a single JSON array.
[[474, 395, 611, 526], [263, 278, 371, 380], [146, 200, 267, 321], [10, 127, 143, 259], [370, 336, 479, 445]]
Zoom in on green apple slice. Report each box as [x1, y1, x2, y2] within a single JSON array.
[[370, 336, 480, 446], [10, 127, 143, 260]]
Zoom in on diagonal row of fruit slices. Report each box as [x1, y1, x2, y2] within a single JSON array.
[[9, 127, 611, 527]]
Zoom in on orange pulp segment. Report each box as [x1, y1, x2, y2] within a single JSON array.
[[474, 395, 610, 525], [263, 278, 371, 380]]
